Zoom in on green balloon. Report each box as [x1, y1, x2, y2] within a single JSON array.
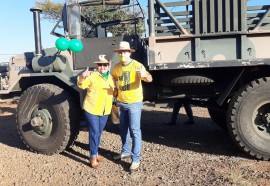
[[69, 39, 83, 53], [55, 38, 69, 51]]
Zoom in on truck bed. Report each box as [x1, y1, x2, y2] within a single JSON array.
[[147, 0, 270, 70]]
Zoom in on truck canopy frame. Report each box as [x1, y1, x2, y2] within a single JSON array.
[[147, 0, 270, 70]]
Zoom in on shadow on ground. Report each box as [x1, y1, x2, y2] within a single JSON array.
[[0, 106, 27, 151], [0, 105, 248, 160], [104, 108, 248, 159]]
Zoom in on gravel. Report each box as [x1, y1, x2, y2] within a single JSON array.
[[0, 102, 269, 186]]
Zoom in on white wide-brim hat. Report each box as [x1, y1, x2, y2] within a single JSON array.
[[113, 41, 135, 53], [93, 54, 110, 64]]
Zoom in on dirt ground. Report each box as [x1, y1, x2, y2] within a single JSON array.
[[0, 101, 270, 186]]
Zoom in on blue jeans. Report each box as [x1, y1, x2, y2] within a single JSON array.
[[84, 111, 108, 158], [118, 101, 143, 163]]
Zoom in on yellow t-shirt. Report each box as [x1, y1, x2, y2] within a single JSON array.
[[112, 60, 146, 103]]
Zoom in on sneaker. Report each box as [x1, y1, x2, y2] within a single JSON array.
[[130, 162, 140, 172], [113, 154, 131, 161]]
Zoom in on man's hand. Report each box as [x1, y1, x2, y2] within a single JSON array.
[[137, 70, 149, 79], [136, 66, 152, 82], [136, 66, 147, 79]]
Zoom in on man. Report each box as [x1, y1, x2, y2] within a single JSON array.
[[112, 41, 152, 172], [166, 99, 195, 126]]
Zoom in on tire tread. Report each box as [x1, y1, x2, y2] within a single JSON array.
[[227, 78, 270, 160]]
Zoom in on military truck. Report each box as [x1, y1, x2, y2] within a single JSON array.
[[0, 0, 269, 160]]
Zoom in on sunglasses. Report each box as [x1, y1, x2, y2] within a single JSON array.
[[97, 64, 109, 67]]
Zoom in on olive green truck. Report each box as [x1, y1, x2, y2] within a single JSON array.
[[0, 0, 269, 160]]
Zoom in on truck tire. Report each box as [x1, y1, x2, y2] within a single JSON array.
[[171, 75, 214, 85], [17, 84, 79, 155], [207, 106, 227, 129], [207, 98, 230, 129], [227, 77, 270, 160], [159, 71, 214, 85]]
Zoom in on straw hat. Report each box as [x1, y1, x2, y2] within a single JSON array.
[[93, 55, 109, 64], [113, 41, 135, 53]]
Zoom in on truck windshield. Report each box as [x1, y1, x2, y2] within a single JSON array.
[[51, 1, 144, 39]]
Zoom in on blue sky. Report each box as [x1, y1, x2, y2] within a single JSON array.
[[0, 0, 269, 62], [0, 0, 62, 62]]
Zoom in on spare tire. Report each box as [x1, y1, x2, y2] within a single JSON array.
[[171, 75, 214, 85], [159, 71, 215, 85]]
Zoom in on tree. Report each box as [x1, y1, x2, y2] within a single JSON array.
[[36, 0, 63, 21], [36, 0, 145, 36]]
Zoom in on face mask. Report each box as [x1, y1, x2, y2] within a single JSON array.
[[118, 55, 127, 62], [118, 52, 131, 62], [100, 69, 108, 74]]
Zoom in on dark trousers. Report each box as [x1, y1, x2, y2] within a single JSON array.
[[171, 100, 194, 123]]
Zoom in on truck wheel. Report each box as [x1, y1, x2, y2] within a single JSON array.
[[207, 98, 230, 129], [171, 75, 214, 85], [159, 71, 214, 85], [227, 78, 270, 160], [207, 106, 227, 129], [17, 84, 80, 155]]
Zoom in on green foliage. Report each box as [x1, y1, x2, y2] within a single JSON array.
[[36, 0, 64, 21], [82, 5, 145, 36], [35, 0, 145, 36]]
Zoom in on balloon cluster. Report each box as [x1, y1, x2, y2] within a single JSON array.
[[55, 38, 83, 53]]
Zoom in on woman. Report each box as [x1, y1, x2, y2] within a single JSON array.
[[77, 55, 115, 169]]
